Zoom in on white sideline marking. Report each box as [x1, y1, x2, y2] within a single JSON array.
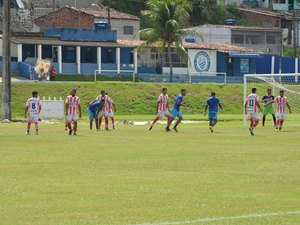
[[129, 210, 300, 225]]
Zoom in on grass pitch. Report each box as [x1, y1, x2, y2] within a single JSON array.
[[1, 119, 300, 225]]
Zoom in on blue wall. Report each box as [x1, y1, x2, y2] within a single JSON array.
[[62, 63, 77, 74], [81, 63, 98, 75], [120, 48, 134, 64], [256, 55, 299, 74], [45, 28, 117, 42], [216, 52, 256, 76], [217, 52, 227, 74]]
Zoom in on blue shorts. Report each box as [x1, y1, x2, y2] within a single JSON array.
[[88, 109, 98, 120], [208, 112, 218, 121], [171, 108, 182, 119]]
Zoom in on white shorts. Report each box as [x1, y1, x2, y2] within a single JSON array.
[[28, 115, 39, 123], [248, 112, 260, 121], [156, 110, 170, 119], [98, 111, 108, 118], [108, 112, 114, 118], [277, 113, 286, 121], [66, 114, 78, 123]]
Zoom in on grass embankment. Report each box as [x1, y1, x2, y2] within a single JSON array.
[[0, 82, 244, 119]]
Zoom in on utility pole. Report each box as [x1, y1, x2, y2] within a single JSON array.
[[2, 0, 11, 121], [52, 0, 55, 27], [293, 9, 297, 58]]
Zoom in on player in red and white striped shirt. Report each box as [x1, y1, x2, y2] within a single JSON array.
[[65, 89, 81, 135], [106, 93, 116, 130], [93, 90, 110, 131], [149, 88, 170, 130], [25, 91, 41, 135], [275, 90, 291, 131], [244, 87, 262, 136]]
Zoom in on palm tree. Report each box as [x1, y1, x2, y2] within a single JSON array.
[[139, 0, 200, 82]]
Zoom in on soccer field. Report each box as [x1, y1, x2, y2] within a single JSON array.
[[1, 119, 300, 225]]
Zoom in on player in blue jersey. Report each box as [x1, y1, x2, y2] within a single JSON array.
[[88, 98, 105, 130], [166, 89, 187, 132], [204, 92, 223, 132]]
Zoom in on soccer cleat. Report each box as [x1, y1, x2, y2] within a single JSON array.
[[166, 127, 171, 132], [69, 130, 73, 135], [275, 129, 278, 132], [173, 126, 178, 132], [64, 126, 67, 131], [149, 125, 153, 131], [279, 128, 282, 132], [73, 132, 76, 136], [25, 131, 29, 135], [249, 127, 254, 136], [105, 128, 109, 131], [209, 126, 214, 133]]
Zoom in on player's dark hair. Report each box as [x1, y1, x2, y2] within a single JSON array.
[[280, 90, 284, 93], [267, 88, 272, 91], [101, 90, 106, 94], [252, 87, 257, 93], [162, 88, 167, 91], [32, 91, 38, 96], [181, 89, 186, 93], [211, 92, 216, 96]]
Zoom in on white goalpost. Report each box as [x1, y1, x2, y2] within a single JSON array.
[[243, 73, 300, 125]]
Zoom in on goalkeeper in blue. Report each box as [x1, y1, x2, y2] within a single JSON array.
[[88, 98, 105, 130], [204, 92, 223, 132]]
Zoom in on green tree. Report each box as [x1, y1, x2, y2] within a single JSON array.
[[139, 0, 200, 82]]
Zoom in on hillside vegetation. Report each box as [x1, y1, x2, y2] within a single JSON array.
[[0, 82, 245, 119]]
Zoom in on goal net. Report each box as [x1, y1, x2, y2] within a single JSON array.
[[243, 73, 300, 125]]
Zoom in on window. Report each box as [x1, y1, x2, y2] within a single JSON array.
[[232, 35, 244, 44], [124, 26, 134, 35], [240, 58, 249, 73], [106, 49, 114, 63], [266, 35, 276, 44], [245, 35, 263, 45]]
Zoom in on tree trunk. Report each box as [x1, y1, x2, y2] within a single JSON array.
[[168, 43, 173, 83], [2, 0, 11, 121]]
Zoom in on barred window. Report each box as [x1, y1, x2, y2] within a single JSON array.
[[124, 26, 134, 35], [232, 35, 244, 44], [266, 35, 276, 44]]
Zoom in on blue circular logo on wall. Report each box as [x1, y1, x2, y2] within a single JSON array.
[[194, 51, 211, 72]]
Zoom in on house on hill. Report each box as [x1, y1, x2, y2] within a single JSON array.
[[33, 6, 140, 40]]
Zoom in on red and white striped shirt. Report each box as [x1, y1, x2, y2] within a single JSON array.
[[108, 97, 114, 112], [158, 94, 169, 112], [246, 93, 259, 113], [26, 97, 41, 117], [65, 95, 81, 115], [275, 96, 288, 113], [96, 95, 110, 112]]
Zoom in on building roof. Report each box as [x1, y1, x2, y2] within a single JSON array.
[[78, 6, 140, 21], [33, 5, 140, 22], [238, 7, 300, 20], [197, 24, 282, 32], [183, 42, 261, 53]]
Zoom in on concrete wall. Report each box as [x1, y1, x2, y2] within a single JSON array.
[[34, 7, 140, 40], [192, 25, 231, 44], [94, 18, 140, 40]]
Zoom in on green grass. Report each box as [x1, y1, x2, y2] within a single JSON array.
[[1, 118, 300, 225], [1, 82, 245, 118]]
